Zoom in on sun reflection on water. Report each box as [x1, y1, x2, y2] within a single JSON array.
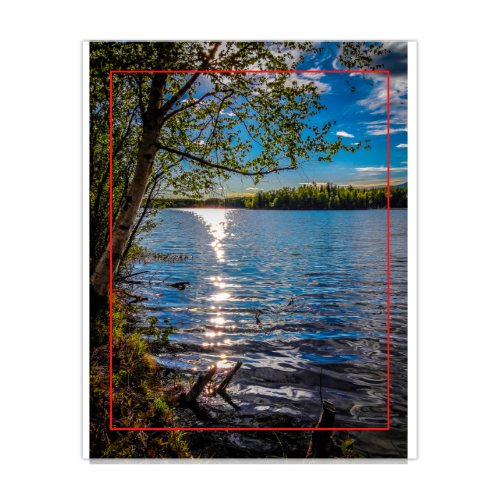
[[190, 210, 236, 359], [211, 293, 230, 301], [210, 317, 225, 325]]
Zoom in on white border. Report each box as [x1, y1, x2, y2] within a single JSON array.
[[82, 41, 90, 459], [407, 40, 418, 459], [81, 42, 418, 459]]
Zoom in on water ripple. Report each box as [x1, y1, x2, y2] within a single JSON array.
[[135, 208, 407, 455]]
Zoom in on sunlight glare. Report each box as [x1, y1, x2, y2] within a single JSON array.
[[210, 317, 225, 325], [211, 293, 230, 301]]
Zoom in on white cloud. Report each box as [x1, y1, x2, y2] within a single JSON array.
[[356, 166, 407, 172], [300, 67, 325, 81], [363, 120, 387, 125], [355, 72, 408, 127], [332, 58, 342, 70], [351, 142, 360, 146], [246, 187, 263, 191], [396, 144, 408, 148], [268, 44, 304, 68], [366, 126, 408, 136], [286, 72, 331, 93], [336, 131, 354, 138], [356, 166, 386, 172], [299, 182, 328, 186], [225, 192, 254, 197]]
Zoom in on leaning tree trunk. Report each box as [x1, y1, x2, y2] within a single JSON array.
[[89, 43, 221, 316], [90, 74, 167, 313]]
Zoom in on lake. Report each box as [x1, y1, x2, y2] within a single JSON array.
[[133, 208, 408, 457]]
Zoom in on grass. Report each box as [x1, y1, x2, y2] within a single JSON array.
[[89, 291, 191, 459], [89, 293, 367, 459]]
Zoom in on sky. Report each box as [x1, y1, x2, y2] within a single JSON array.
[[183, 41, 408, 197]]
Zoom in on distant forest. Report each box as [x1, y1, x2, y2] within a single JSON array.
[[149, 184, 408, 210]]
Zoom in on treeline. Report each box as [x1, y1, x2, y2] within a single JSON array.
[[146, 185, 407, 211], [244, 184, 407, 210], [146, 197, 248, 209]]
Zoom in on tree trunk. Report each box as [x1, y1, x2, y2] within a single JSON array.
[[306, 401, 337, 458], [89, 44, 221, 315], [90, 74, 167, 310]]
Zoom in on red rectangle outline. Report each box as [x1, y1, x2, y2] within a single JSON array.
[[109, 70, 391, 431]]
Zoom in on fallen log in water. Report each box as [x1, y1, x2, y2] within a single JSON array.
[[217, 390, 241, 412], [176, 360, 243, 420], [178, 365, 218, 405], [216, 360, 243, 393], [165, 281, 190, 290], [306, 401, 337, 458], [120, 289, 149, 304]]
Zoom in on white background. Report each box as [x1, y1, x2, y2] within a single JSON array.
[[1, 1, 499, 498]]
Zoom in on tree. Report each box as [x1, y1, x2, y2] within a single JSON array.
[[89, 41, 388, 313], [244, 184, 407, 210]]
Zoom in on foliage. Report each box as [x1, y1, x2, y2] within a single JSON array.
[[141, 185, 408, 211], [145, 198, 204, 209], [341, 439, 355, 457], [244, 183, 407, 210], [143, 315, 176, 346], [88, 41, 392, 459], [124, 246, 190, 266], [340, 436, 361, 458], [148, 197, 248, 208], [89, 41, 388, 274], [204, 197, 247, 208], [89, 292, 190, 458]]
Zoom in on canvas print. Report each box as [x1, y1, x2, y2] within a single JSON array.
[[87, 40, 413, 460]]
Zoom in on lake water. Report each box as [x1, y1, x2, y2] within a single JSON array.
[[134, 208, 408, 456]]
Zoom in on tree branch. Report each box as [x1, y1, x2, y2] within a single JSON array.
[[121, 170, 165, 260], [159, 42, 222, 117], [112, 106, 139, 158], [163, 89, 233, 123], [153, 144, 297, 177]]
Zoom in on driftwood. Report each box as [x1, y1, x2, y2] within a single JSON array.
[[306, 401, 337, 458], [217, 390, 241, 411], [114, 270, 151, 283], [178, 365, 217, 405], [166, 281, 190, 290], [216, 360, 243, 393], [120, 289, 149, 304], [176, 360, 243, 418]]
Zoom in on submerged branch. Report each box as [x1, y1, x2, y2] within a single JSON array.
[[216, 360, 243, 394], [178, 365, 218, 405], [126, 248, 191, 265]]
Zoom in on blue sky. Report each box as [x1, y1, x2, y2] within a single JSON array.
[[181, 41, 408, 196]]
